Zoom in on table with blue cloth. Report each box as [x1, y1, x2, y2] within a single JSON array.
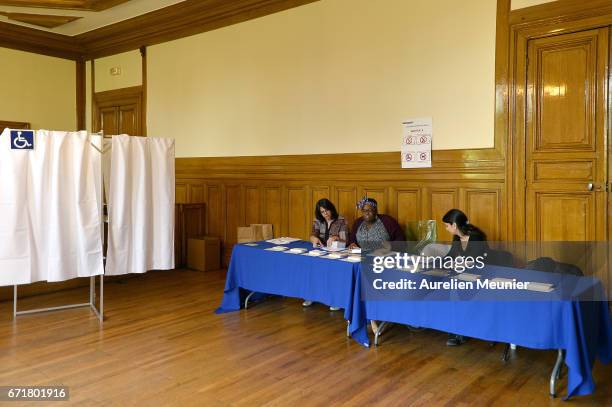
[[352, 263, 612, 399], [216, 240, 368, 345]]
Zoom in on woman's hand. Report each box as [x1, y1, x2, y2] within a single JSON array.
[[348, 243, 359, 250], [310, 236, 323, 247], [327, 236, 339, 247]]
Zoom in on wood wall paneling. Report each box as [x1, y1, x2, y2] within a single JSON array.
[[224, 184, 243, 244], [190, 183, 205, 203], [206, 184, 222, 239], [176, 155, 505, 265], [392, 188, 421, 227], [263, 186, 282, 238], [244, 185, 261, 225], [287, 186, 308, 239], [429, 188, 458, 241], [175, 183, 188, 204], [464, 188, 502, 241], [334, 186, 359, 230]]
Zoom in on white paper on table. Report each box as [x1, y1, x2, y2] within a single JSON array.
[[285, 248, 307, 254], [267, 237, 300, 245], [454, 273, 481, 282], [401, 117, 432, 169], [525, 282, 555, 292], [265, 246, 289, 251]]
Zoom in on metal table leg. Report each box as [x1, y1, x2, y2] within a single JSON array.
[[374, 321, 388, 346], [550, 349, 565, 397], [244, 292, 256, 309]]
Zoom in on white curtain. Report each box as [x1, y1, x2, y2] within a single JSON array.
[[105, 135, 175, 276], [0, 129, 104, 285]]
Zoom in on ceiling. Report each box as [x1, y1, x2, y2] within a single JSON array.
[[0, 0, 185, 35]]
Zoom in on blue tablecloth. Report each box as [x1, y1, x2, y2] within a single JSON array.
[[352, 264, 612, 398], [216, 240, 369, 345]]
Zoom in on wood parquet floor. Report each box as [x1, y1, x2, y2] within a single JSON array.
[[0, 269, 610, 406]]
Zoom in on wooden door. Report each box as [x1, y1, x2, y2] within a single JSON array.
[[118, 103, 139, 135], [525, 28, 608, 267], [99, 106, 118, 135], [94, 86, 143, 136]]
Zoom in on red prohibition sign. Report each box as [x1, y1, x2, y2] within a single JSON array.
[[406, 153, 413, 161], [419, 152, 427, 161], [419, 136, 428, 144]]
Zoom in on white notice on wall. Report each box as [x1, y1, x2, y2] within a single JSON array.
[[401, 117, 432, 168]]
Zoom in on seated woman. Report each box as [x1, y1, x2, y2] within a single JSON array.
[[348, 197, 404, 251], [442, 208, 488, 346], [303, 198, 349, 310], [348, 196, 403, 333]]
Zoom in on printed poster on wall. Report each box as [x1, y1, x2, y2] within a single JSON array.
[[401, 117, 432, 168]]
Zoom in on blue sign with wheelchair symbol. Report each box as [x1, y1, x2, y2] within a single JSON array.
[[10, 130, 34, 150]]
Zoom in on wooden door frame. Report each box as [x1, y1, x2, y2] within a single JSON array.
[[507, 5, 612, 241], [93, 85, 144, 135]]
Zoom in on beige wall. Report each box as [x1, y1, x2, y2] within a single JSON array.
[[0, 47, 76, 131], [94, 50, 142, 93], [148, 0, 497, 158], [511, 0, 556, 10]]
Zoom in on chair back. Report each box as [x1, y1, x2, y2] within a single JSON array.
[[404, 220, 437, 254], [525, 256, 584, 276]]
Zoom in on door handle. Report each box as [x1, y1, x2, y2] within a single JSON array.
[[588, 182, 594, 191]]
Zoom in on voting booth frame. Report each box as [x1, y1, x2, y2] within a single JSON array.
[[11, 130, 107, 324]]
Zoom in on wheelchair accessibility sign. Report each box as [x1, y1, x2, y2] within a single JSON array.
[[10, 130, 34, 150]]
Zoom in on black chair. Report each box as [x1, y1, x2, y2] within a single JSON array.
[[526, 257, 584, 276]]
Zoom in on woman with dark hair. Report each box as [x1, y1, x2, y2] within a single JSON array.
[[309, 198, 348, 248], [303, 198, 348, 310], [442, 208, 488, 346], [348, 197, 403, 251], [443, 208, 488, 260]]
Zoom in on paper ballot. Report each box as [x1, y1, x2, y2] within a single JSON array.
[[525, 282, 555, 292], [402, 117, 432, 168]]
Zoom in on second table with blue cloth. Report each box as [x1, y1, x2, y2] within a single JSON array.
[[351, 262, 612, 399], [216, 240, 369, 345]]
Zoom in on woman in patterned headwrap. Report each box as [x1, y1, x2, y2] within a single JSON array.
[[348, 197, 403, 251]]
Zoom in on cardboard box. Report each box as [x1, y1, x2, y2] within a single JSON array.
[[187, 236, 220, 271], [237, 224, 274, 243]]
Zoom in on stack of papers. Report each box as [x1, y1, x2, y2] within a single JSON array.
[[422, 269, 450, 277], [243, 243, 259, 247], [304, 250, 325, 257], [525, 282, 555, 292], [265, 246, 289, 252], [267, 237, 301, 245], [341, 256, 362, 263], [286, 248, 307, 254], [321, 246, 347, 252], [350, 248, 362, 254], [455, 273, 480, 282], [325, 253, 347, 259]]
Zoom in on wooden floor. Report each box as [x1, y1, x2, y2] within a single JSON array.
[[0, 270, 611, 406]]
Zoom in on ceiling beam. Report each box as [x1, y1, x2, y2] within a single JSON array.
[[0, 0, 320, 60], [0, 20, 83, 59], [0, 0, 130, 11]]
